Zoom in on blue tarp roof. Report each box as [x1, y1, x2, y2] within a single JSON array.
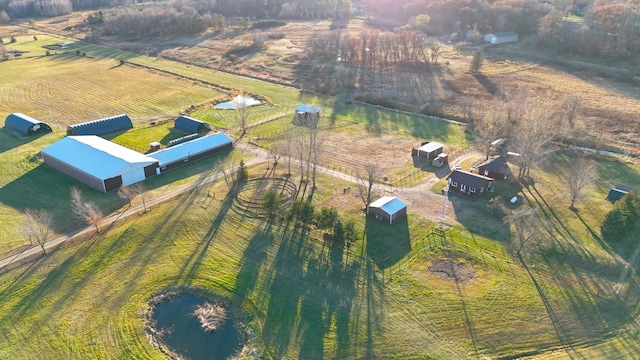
[[369, 196, 407, 216], [174, 116, 211, 133], [5, 113, 51, 135], [148, 132, 233, 166], [67, 114, 133, 136], [41, 136, 157, 179], [295, 104, 321, 113]]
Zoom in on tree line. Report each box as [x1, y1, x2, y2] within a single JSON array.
[[305, 30, 437, 68], [0, 0, 351, 21]]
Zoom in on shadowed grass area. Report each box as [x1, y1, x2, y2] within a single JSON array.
[[0, 172, 638, 359]]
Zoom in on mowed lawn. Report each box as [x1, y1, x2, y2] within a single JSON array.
[[0, 157, 639, 359]]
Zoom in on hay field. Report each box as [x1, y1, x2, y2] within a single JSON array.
[[0, 35, 225, 129]]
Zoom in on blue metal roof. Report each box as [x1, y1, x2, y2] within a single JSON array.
[[5, 113, 51, 135], [67, 114, 133, 136], [148, 132, 233, 166], [174, 116, 211, 133], [369, 196, 407, 216], [295, 104, 321, 113], [41, 136, 157, 179]]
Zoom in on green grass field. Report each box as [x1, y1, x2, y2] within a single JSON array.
[[0, 34, 640, 359]]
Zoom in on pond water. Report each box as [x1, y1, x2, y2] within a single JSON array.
[[152, 294, 243, 360], [215, 95, 261, 109]]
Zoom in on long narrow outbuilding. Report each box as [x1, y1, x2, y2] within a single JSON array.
[[67, 114, 133, 136], [148, 132, 233, 172], [41, 136, 159, 192], [4, 113, 52, 135]]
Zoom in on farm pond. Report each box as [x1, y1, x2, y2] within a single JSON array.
[[146, 291, 252, 360]]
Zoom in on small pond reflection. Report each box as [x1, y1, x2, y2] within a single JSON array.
[[152, 294, 243, 360]]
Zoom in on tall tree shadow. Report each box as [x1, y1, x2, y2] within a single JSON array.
[[365, 216, 411, 269]]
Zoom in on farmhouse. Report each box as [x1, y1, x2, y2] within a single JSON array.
[[41, 136, 159, 193], [293, 104, 321, 128], [174, 115, 212, 134], [412, 141, 444, 160], [483, 31, 519, 44], [4, 113, 52, 136], [447, 170, 494, 199], [67, 114, 134, 136], [149, 132, 233, 172], [472, 156, 509, 180], [368, 196, 408, 224]]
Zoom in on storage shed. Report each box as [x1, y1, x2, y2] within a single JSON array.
[[174, 115, 212, 133], [368, 196, 408, 224], [472, 156, 509, 180], [149, 132, 233, 172], [67, 114, 133, 136], [412, 142, 444, 160], [607, 184, 634, 202], [293, 104, 321, 128], [4, 113, 52, 135], [41, 136, 159, 192], [483, 31, 519, 44]]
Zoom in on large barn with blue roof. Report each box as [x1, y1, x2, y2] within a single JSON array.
[[67, 114, 133, 136], [4, 113, 52, 136], [41, 136, 159, 192]]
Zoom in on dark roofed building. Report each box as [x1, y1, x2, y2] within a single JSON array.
[[67, 114, 133, 136], [174, 115, 212, 133], [472, 156, 509, 180], [447, 170, 494, 199], [4, 113, 52, 135]]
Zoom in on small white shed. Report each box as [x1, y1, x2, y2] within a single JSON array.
[[483, 31, 519, 44]]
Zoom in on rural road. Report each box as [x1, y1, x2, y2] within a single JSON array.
[[0, 140, 472, 273]]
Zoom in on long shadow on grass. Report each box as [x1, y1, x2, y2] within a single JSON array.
[[365, 216, 410, 269], [522, 185, 639, 346], [0, 164, 124, 235], [253, 219, 363, 359], [174, 189, 236, 285], [0, 186, 205, 330]]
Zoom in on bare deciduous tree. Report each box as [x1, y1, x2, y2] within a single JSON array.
[[20, 208, 53, 254], [356, 163, 379, 209], [232, 90, 252, 136], [508, 99, 559, 180], [473, 101, 508, 160], [117, 185, 136, 207], [566, 157, 595, 209], [70, 186, 104, 232]]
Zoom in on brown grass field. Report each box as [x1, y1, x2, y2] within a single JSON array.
[[23, 16, 638, 156]]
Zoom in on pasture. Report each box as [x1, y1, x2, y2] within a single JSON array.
[[0, 33, 639, 359]]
